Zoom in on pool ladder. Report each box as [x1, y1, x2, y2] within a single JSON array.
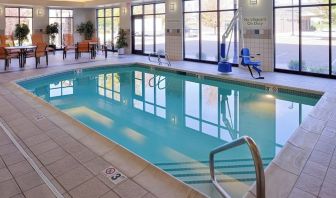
[[209, 136, 265, 198], [148, 52, 171, 66]]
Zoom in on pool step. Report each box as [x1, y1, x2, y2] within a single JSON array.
[[155, 157, 273, 166], [155, 157, 272, 186], [175, 171, 258, 184], [156, 157, 272, 172]]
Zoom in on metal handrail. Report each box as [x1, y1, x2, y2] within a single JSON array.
[[158, 52, 171, 66], [148, 53, 159, 64], [148, 52, 171, 66], [209, 136, 265, 198]]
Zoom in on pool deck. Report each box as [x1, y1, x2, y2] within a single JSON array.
[[0, 52, 335, 198]]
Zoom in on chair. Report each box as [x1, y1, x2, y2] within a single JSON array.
[[0, 35, 20, 56], [240, 48, 264, 79], [31, 33, 44, 45], [90, 37, 100, 57], [0, 35, 21, 68], [25, 43, 48, 68], [32, 33, 55, 55], [0, 35, 15, 47], [76, 41, 93, 59], [0, 45, 20, 70], [63, 33, 77, 59], [103, 41, 114, 59]]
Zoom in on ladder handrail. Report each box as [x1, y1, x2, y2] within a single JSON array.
[[209, 136, 265, 198], [148, 53, 159, 64], [148, 52, 171, 66], [157, 52, 171, 66]]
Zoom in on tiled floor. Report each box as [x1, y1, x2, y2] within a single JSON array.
[[0, 52, 335, 198], [0, 86, 198, 198]]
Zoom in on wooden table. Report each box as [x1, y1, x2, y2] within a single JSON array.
[[5, 46, 37, 68]]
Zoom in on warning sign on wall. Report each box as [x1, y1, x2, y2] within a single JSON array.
[[243, 17, 268, 28]]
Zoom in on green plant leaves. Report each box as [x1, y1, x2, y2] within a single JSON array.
[[76, 21, 94, 40], [14, 23, 30, 45]]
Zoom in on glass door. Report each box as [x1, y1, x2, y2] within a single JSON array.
[[132, 16, 143, 54]]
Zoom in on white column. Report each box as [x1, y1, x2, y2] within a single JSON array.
[[240, 0, 274, 72], [165, 0, 183, 61], [0, 5, 6, 35], [33, 6, 48, 42], [120, 1, 132, 54]]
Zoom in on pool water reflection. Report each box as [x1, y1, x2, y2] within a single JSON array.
[[19, 66, 320, 197]]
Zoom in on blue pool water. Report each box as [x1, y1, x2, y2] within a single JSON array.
[[19, 65, 320, 197]]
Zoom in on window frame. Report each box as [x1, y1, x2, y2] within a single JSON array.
[[5, 7, 33, 45], [48, 8, 74, 48], [274, 0, 336, 78], [131, 3, 166, 55], [96, 7, 120, 52], [183, 0, 238, 64]]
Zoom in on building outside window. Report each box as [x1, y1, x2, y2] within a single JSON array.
[[5, 7, 33, 45], [274, 0, 336, 77], [131, 3, 166, 55], [97, 8, 120, 51], [183, 0, 238, 63], [49, 9, 73, 48]]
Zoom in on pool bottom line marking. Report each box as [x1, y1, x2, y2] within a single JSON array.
[[0, 118, 64, 198]]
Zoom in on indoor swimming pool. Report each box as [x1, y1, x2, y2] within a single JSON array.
[[18, 65, 321, 197]]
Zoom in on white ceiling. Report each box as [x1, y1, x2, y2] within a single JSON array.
[[0, 0, 164, 8], [0, 0, 122, 8]]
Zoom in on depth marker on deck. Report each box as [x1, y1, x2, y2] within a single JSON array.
[[103, 166, 127, 184]]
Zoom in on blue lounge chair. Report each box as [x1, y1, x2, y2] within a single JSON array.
[[240, 48, 264, 79]]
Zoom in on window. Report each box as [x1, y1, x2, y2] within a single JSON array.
[[274, 0, 336, 77], [49, 9, 73, 48], [183, 0, 238, 63], [96, 8, 120, 51], [275, 8, 300, 71], [131, 3, 166, 54], [5, 7, 33, 45]]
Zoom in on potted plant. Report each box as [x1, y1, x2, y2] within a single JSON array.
[[46, 22, 59, 49], [14, 23, 30, 46], [116, 29, 128, 55], [76, 21, 94, 40]]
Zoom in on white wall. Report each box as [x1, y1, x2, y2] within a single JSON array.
[[32, 6, 48, 33], [73, 8, 96, 42]]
